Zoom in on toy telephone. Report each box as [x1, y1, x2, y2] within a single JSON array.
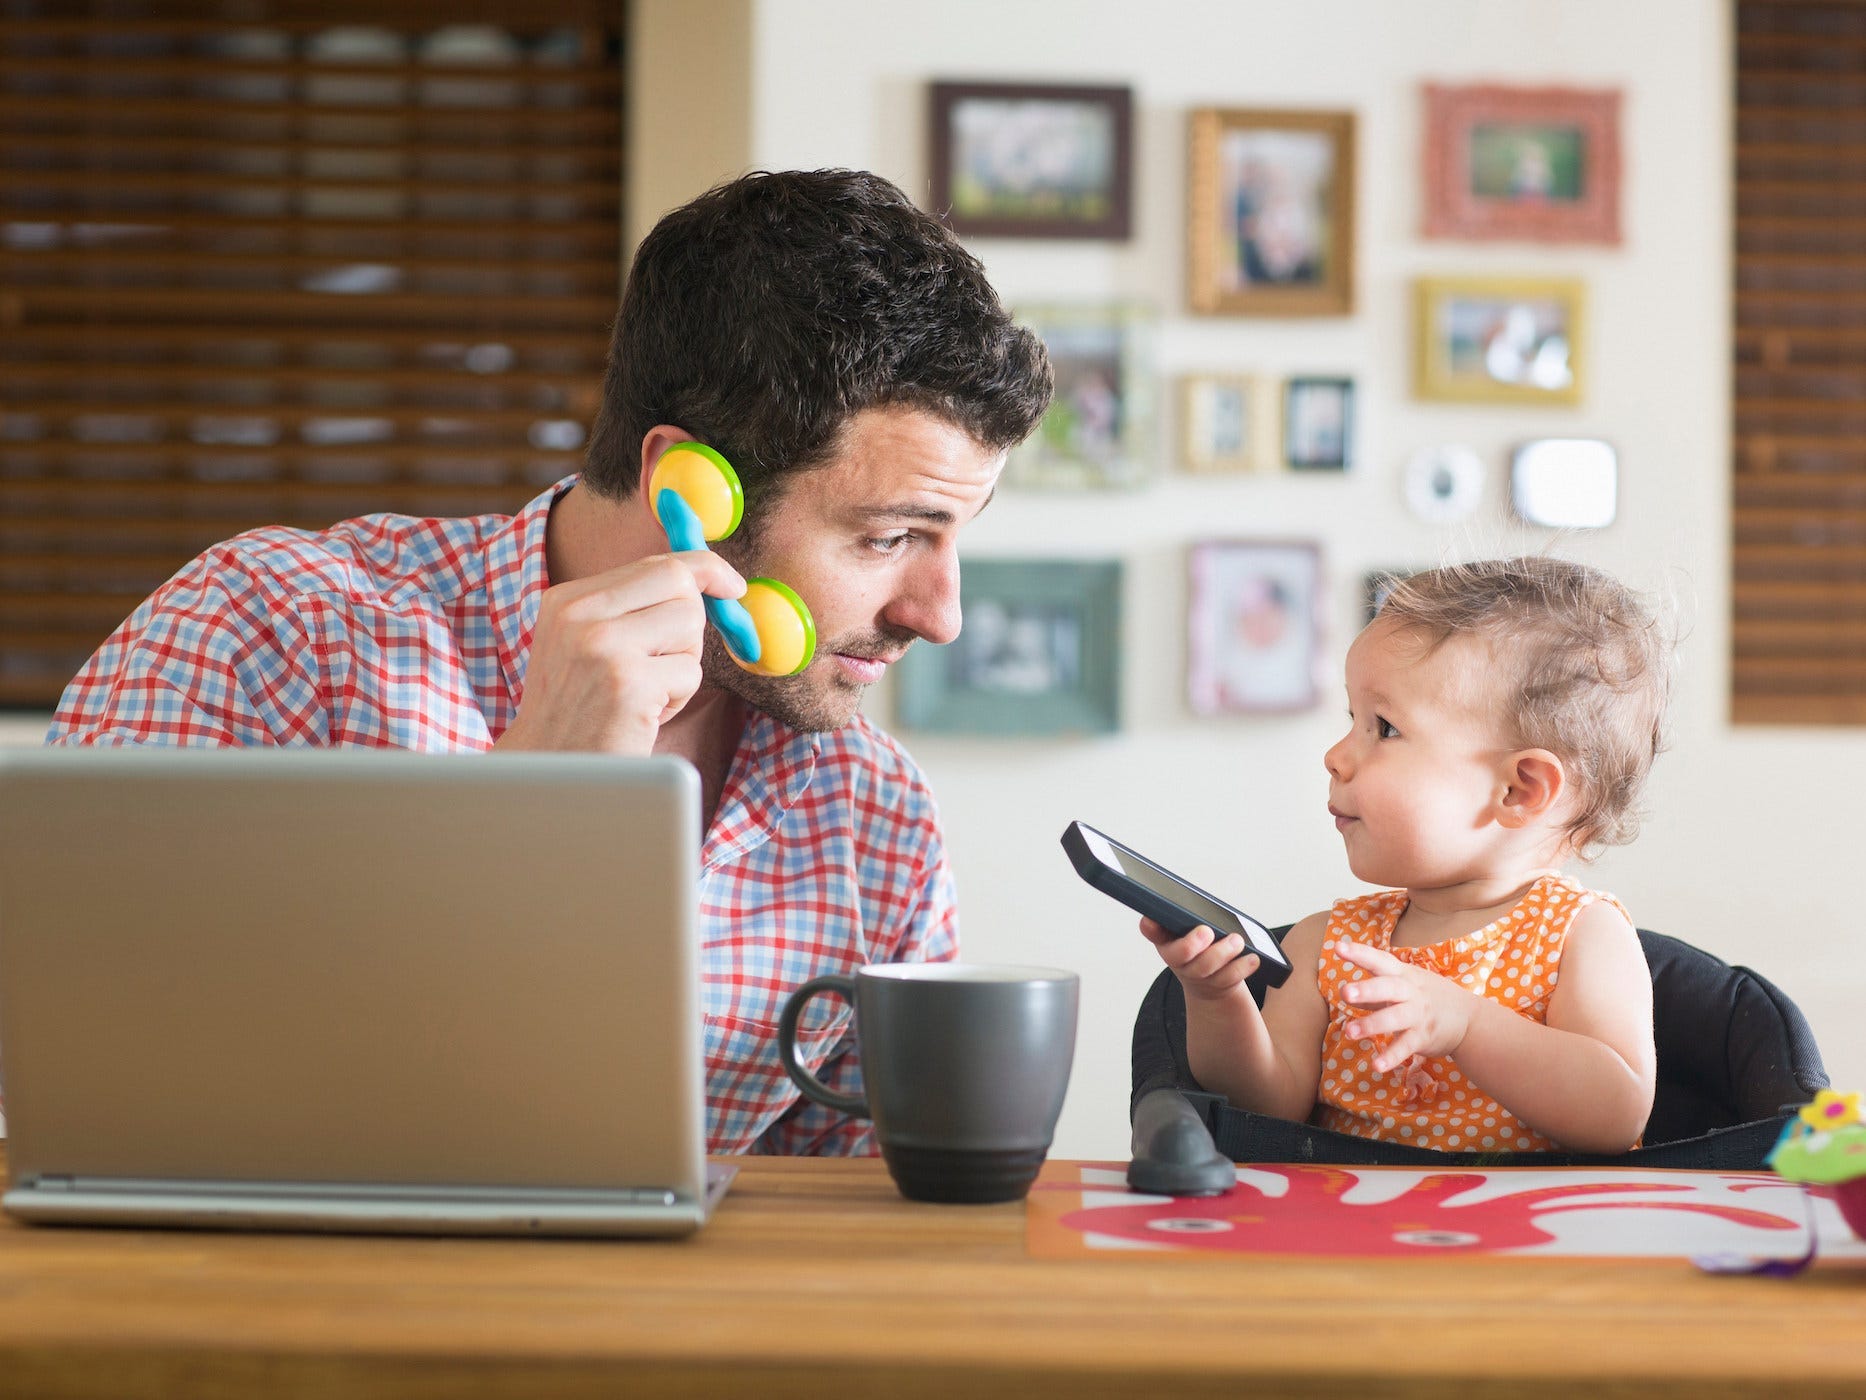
[[649, 441, 816, 677]]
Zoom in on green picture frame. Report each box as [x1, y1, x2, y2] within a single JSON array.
[[893, 559, 1122, 736]]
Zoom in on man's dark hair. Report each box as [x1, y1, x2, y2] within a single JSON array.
[[583, 169, 1052, 513]]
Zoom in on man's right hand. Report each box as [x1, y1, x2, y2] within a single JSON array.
[[493, 551, 746, 754]]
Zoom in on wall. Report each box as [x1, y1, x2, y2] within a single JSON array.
[[738, 0, 1859, 1160]]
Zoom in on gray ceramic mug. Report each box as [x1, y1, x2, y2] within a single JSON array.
[[777, 963, 1079, 1204]]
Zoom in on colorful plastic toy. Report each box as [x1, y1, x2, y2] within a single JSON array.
[[648, 442, 816, 677], [1767, 1088, 1866, 1237]]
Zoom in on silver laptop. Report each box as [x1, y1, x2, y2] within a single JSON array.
[[0, 748, 734, 1237]]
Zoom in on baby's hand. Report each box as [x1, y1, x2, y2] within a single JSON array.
[[1334, 939, 1475, 1072], [1138, 916, 1259, 1004]]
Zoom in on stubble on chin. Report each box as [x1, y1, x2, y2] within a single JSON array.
[[698, 630, 862, 734]]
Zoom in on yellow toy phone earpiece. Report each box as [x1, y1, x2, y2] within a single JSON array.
[[649, 442, 816, 678]]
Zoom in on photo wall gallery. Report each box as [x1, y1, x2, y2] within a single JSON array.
[[896, 79, 1625, 737]]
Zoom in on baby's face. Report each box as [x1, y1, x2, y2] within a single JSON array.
[[1322, 619, 1516, 888]]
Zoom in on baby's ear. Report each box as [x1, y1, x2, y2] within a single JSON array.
[[1496, 748, 1566, 828]]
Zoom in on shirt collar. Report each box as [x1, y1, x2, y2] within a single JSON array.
[[703, 707, 823, 874], [486, 474, 579, 710]]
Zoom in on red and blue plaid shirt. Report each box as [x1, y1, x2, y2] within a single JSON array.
[[46, 476, 959, 1156]]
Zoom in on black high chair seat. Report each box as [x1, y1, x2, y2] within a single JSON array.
[[1131, 929, 1829, 1171]]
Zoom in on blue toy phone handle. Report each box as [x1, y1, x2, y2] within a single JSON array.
[[655, 488, 761, 664]]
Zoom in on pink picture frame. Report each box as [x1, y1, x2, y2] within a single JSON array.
[[1422, 84, 1622, 245]]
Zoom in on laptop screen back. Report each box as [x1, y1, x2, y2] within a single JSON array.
[[0, 750, 704, 1201]]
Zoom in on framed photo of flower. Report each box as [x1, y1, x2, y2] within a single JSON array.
[[893, 559, 1122, 736], [1414, 276, 1585, 406], [1007, 304, 1154, 489], [1187, 107, 1355, 316], [1186, 540, 1324, 716], [928, 81, 1133, 240], [1422, 84, 1622, 244]]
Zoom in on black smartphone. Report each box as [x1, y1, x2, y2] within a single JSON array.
[[1061, 820, 1291, 988]]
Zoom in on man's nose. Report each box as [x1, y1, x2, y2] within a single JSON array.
[[884, 545, 963, 646]]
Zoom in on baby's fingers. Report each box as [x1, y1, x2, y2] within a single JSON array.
[[1182, 934, 1250, 982], [1340, 974, 1409, 1009], [1335, 938, 1405, 975], [1344, 1005, 1414, 1041]]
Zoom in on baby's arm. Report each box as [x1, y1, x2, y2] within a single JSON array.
[[1140, 912, 1331, 1121], [1339, 900, 1656, 1152]]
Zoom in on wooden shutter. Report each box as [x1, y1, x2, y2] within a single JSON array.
[[0, 2, 623, 708], [1734, 0, 1866, 723]]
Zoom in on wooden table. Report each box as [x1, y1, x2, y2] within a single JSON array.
[[2, 1148, 1864, 1398]]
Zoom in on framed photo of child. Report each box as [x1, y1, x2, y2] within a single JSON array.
[[928, 81, 1134, 240], [1187, 107, 1355, 316], [1422, 84, 1622, 244], [1186, 540, 1324, 715]]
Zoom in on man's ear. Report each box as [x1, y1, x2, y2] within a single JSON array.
[[1495, 748, 1566, 829], [635, 424, 698, 519]]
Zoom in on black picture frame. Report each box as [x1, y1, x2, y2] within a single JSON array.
[[928, 80, 1134, 240]]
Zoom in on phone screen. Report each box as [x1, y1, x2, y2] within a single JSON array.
[[1107, 843, 1253, 941]]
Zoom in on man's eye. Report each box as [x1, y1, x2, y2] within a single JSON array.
[[868, 532, 912, 555], [1377, 717, 1399, 739]]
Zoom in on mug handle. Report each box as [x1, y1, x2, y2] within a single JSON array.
[[777, 974, 868, 1118]]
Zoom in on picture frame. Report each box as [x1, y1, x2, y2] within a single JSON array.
[[1007, 304, 1154, 489], [1187, 107, 1355, 316], [928, 80, 1133, 240], [1423, 83, 1622, 244], [1414, 276, 1585, 406], [893, 559, 1122, 736], [1186, 540, 1323, 716], [1178, 373, 1271, 474], [1282, 376, 1354, 471]]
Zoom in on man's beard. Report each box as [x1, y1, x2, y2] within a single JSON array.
[[699, 625, 913, 734], [701, 533, 917, 733]]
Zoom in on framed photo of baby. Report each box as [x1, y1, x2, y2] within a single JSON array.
[[1422, 84, 1622, 244], [1187, 108, 1355, 316], [1186, 540, 1324, 716]]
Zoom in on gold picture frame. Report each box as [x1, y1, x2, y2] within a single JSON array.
[[1178, 374, 1273, 474], [1187, 108, 1355, 317], [1413, 275, 1585, 406]]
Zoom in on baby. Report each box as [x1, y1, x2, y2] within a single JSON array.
[[1145, 557, 1673, 1154]]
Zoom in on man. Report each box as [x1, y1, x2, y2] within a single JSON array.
[[47, 170, 1054, 1155]]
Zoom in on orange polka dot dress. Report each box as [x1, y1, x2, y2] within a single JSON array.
[[1312, 873, 1629, 1153]]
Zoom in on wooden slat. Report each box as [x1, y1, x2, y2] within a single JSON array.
[[0, 478, 537, 513], [0, 249, 620, 285], [0, 362, 590, 395], [0, 55, 619, 89], [8, 400, 591, 435], [0, 324, 608, 356], [1, 133, 620, 166], [1734, 694, 1866, 725], [0, 94, 620, 134], [0, 168, 620, 202], [0, 443, 577, 466], [8, 286, 616, 328]]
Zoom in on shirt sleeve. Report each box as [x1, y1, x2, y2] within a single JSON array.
[[749, 831, 959, 1157], [46, 551, 328, 747]]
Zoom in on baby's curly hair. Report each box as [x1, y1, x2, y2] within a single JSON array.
[[1373, 557, 1674, 854]]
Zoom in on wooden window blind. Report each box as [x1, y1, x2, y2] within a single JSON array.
[[1734, 0, 1866, 723], [0, 1, 624, 709]]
